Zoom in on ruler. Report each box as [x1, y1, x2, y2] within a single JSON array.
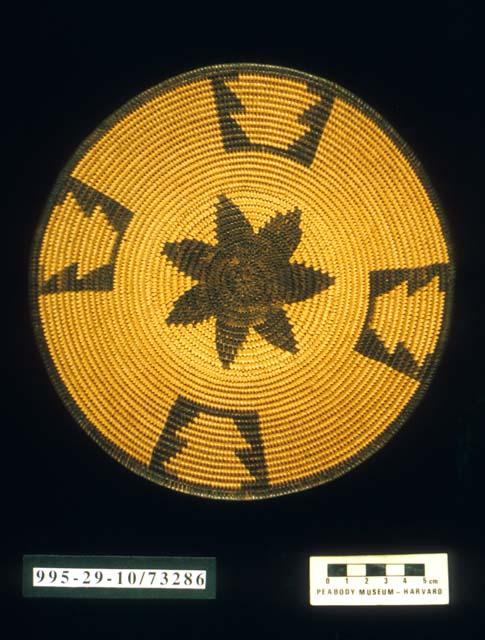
[[310, 553, 449, 606]]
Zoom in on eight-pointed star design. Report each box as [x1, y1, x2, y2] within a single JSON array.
[[162, 195, 335, 368]]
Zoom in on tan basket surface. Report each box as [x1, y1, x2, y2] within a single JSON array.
[[31, 65, 453, 499]]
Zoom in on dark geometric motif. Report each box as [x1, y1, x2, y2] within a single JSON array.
[[355, 264, 451, 381], [40, 177, 133, 294], [211, 73, 335, 168], [150, 395, 268, 493], [163, 195, 334, 368]]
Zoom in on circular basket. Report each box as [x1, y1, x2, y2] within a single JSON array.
[[31, 64, 453, 499]]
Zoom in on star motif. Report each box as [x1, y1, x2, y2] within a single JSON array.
[[162, 195, 335, 368]]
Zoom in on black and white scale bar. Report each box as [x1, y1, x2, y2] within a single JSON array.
[[328, 563, 425, 577], [310, 554, 449, 606]]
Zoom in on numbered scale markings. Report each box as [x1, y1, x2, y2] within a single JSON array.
[[310, 554, 449, 606]]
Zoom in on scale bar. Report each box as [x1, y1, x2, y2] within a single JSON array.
[[327, 563, 426, 577], [311, 553, 449, 606]]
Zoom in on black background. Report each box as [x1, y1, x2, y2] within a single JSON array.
[[4, 2, 484, 637]]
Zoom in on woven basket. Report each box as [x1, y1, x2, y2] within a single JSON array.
[[31, 64, 453, 499]]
